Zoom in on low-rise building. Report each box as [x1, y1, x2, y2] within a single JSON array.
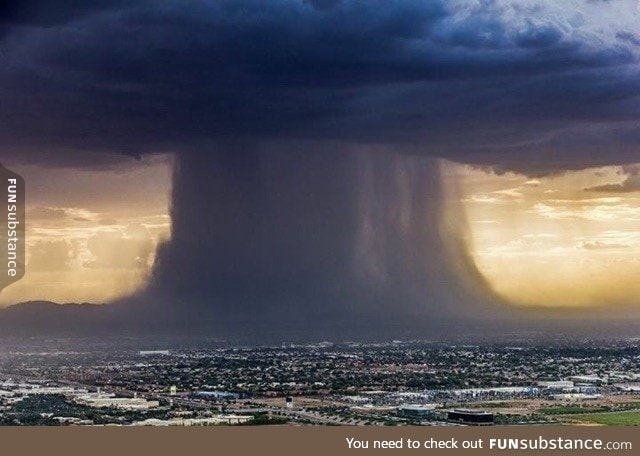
[[398, 404, 438, 419], [133, 415, 251, 426], [75, 394, 159, 410], [447, 409, 494, 426]]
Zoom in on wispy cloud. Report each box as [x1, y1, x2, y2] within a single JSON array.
[[584, 171, 640, 193], [462, 195, 506, 204], [533, 200, 640, 221], [27, 206, 100, 222], [577, 240, 630, 250], [493, 187, 524, 198]]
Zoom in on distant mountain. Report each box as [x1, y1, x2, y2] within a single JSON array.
[[3, 300, 101, 314], [0, 301, 116, 335]]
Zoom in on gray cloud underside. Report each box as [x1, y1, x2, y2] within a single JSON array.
[[1, 0, 640, 174]]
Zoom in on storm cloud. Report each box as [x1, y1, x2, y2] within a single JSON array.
[[2, 0, 640, 334], [2, 0, 640, 170]]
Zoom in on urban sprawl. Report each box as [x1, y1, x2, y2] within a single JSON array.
[[1, 340, 640, 426]]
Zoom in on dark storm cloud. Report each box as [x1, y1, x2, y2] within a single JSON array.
[[617, 31, 640, 47], [1, 0, 640, 173], [0, 1, 133, 27], [305, 0, 342, 12]]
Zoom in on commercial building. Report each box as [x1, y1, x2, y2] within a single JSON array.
[[551, 393, 601, 401], [15, 386, 86, 395], [569, 375, 606, 385], [537, 381, 574, 390], [398, 404, 438, 420], [193, 391, 239, 400], [75, 393, 159, 410], [133, 415, 252, 426], [351, 404, 396, 414], [615, 383, 640, 393], [450, 387, 537, 398], [139, 350, 170, 356], [447, 409, 494, 426]]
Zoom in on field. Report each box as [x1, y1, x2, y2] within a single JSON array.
[[561, 411, 640, 426]]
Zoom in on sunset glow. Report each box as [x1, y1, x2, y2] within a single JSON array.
[[0, 156, 172, 305], [448, 162, 640, 307]]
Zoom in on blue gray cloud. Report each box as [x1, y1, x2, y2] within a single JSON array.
[[1, 0, 640, 173]]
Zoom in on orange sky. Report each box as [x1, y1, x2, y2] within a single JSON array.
[[0, 155, 172, 305], [445, 161, 640, 308]]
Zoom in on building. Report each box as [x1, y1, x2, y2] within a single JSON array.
[[398, 404, 438, 420], [133, 415, 252, 426], [54, 417, 94, 425], [139, 350, 170, 356], [351, 404, 396, 414], [537, 381, 574, 390], [193, 391, 239, 401], [569, 375, 606, 385], [615, 383, 640, 393], [75, 393, 159, 410], [447, 409, 494, 426], [15, 386, 86, 396], [450, 387, 537, 398], [552, 393, 601, 401], [342, 395, 370, 404]]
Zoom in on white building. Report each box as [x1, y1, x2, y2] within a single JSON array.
[[15, 386, 87, 396], [569, 375, 606, 385], [133, 415, 251, 426], [552, 393, 601, 401], [75, 394, 159, 410], [615, 383, 640, 393], [139, 350, 170, 356], [537, 381, 574, 389]]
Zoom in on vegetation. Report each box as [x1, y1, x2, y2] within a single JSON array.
[[540, 403, 640, 415], [494, 413, 554, 425], [562, 411, 640, 426]]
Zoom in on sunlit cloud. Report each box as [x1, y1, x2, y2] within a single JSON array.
[[533, 201, 640, 221], [450, 161, 640, 307], [577, 240, 631, 250], [0, 156, 172, 306], [493, 187, 524, 198], [462, 195, 507, 204]]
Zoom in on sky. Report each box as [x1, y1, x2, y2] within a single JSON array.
[[449, 161, 640, 308], [0, 156, 172, 305], [1, 0, 640, 333]]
